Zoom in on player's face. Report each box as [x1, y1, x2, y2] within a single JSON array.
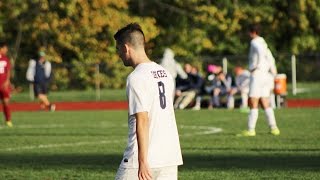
[[249, 31, 256, 39], [184, 64, 192, 73], [116, 42, 131, 66], [0, 46, 8, 55]]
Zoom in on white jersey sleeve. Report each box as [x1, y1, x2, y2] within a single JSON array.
[[44, 61, 52, 78], [26, 59, 36, 82], [248, 42, 259, 71], [127, 75, 151, 115], [249, 36, 270, 73], [176, 63, 187, 79]]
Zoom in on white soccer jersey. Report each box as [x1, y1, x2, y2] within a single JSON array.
[[120, 62, 183, 169], [248, 36, 271, 73], [248, 36, 276, 98]]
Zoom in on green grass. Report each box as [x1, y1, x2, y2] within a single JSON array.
[[10, 82, 320, 102], [10, 89, 127, 103], [0, 109, 319, 179], [287, 82, 320, 99]]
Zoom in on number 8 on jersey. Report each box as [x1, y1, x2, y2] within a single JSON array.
[[158, 81, 166, 109]]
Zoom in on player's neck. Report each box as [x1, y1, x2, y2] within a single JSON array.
[[132, 51, 151, 68], [252, 34, 260, 39]]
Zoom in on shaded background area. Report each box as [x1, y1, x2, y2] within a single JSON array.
[[0, 153, 319, 179]]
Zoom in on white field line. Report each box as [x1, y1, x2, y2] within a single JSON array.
[[180, 125, 223, 136], [12, 124, 127, 129], [1, 140, 121, 152], [0, 125, 222, 152], [14, 124, 66, 129], [296, 88, 311, 93]]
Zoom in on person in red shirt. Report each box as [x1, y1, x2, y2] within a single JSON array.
[[0, 41, 12, 127]]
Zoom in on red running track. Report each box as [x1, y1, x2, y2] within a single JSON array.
[[286, 99, 320, 108], [4, 101, 128, 112], [0, 99, 318, 112]]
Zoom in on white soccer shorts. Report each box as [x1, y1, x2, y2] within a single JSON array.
[[249, 72, 271, 98]]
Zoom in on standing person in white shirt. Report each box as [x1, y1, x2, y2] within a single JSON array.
[[237, 24, 280, 137], [229, 66, 250, 109], [114, 23, 183, 180], [160, 48, 187, 85]]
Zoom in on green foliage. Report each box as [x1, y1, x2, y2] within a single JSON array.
[[0, 0, 158, 89], [0, 0, 320, 89]]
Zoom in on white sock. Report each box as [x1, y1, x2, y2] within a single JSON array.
[[213, 95, 220, 107], [241, 93, 248, 108], [264, 107, 277, 129], [227, 95, 234, 109], [248, 109, 258, 131], [195, 96, 201, 107]]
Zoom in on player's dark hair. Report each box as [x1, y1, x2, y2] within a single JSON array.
[[249, 24, 260, 35], [217, 71, 224, 76], [0, 41, 7, 48], [114, 23, 145, 48]]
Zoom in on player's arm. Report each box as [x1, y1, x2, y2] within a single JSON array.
[[135, 111, 152, 180], [3, 59, 11, 89], [26, 59, 36, 82], [248, 44, 259, 72]]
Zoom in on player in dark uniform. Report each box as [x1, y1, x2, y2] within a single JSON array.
[[26, 51, 55, 111]]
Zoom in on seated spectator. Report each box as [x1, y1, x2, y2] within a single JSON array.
[[192, 64, 219, 110], [203, 64, 222, 109], [189, 66, 204, 110], [212, 71, 235, 108], [174, 64, 203, 109], [229, 67, 250, 109]]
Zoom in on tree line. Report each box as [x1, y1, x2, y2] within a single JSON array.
[[0, 0, 319, 89]]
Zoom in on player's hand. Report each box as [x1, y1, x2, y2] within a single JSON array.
[[138, 162, 152, 180], [175, 90, 182, 96]]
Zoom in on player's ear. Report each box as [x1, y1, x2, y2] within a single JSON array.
[[124, 44, 130, 53]]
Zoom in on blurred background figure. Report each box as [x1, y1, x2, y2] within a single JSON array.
[[174, 64, 202, 109], [160, 48, 187, 87], [230, 66, 250, 110], [204, 64, 222, 109], [238, 24, 280, 137], [212, 71, 235, 109], [26, 51, 55, 111], [189, 66, 204, 110], [0, 41, 13, 127]]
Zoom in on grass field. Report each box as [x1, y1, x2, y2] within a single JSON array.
[[10, 82, 320, 102], [10, 89, 127, 102], [0, 109, 319, 179], [287, 82, 320, 99]]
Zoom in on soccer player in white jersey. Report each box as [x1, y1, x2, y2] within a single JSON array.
[[238, 24, 280, 137], [114, 23, 183, 180]]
